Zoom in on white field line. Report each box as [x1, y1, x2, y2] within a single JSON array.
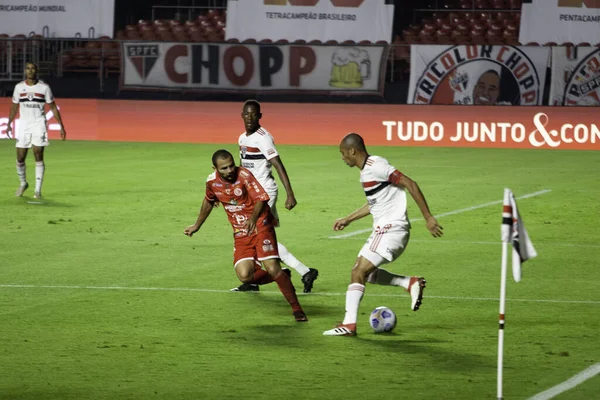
[[338, 238, 600, 249], [328, 189, 552, 239], [527, 363, 600, 400], [1, 284, 599, 305]]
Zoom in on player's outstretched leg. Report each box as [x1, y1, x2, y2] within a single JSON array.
[[407, 277, 426, 311], [263, 259, 307, 322], [278, 242, 319, 293]]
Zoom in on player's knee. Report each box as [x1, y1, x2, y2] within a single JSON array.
[[262, 259, 281, 277], [235, 262, 255, 282], [351, 259, 374, 282]]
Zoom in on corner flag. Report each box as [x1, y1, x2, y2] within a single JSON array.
[[501, 188, 538, 282], [497, 188, 538, 399]]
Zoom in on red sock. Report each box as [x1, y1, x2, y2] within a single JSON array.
[[274, 271, 302, 313], [249, 269, 274, 285]]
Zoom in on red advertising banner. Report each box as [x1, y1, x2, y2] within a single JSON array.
[[0, 99, 598, 150]]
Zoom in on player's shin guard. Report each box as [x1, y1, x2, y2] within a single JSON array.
[[366, 268, 409, 288], [277, 242, 310, 276], [274, 271, 302, 313], [16, 161, 26, 186], [35, 161, 45, 193], [342, 283, 365, 325]]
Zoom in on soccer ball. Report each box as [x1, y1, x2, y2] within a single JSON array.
[[369, 306, 397, 333]]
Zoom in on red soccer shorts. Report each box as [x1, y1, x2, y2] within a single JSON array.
[[233, 228, 279, 267]]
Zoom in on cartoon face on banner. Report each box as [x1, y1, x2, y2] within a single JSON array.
[[411, 45, 546, 106]]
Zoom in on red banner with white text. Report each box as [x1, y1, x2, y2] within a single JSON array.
[[0, 99, 597, 150]]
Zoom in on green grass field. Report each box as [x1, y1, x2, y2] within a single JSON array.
[[1, 140, 599, 400]]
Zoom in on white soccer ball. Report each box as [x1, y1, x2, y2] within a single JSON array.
[[369, 306, 397, 333]]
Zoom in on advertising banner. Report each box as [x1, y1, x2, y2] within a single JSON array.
[[519, 0, 600, 45], [550, 46, 600, 105], [121, 42, 387, 95], [0, 100, 597, 151], [0, 0, 115, 38], [225, 0, 394, 44], [408, 45, 551, 106]]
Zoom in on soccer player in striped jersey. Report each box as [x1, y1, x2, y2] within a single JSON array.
[[6, 62, 66, 199], [231, 100, 319, 293], [323, 133, 443, 337]]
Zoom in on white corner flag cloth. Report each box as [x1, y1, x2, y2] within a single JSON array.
[[501, 188, 537, 282]]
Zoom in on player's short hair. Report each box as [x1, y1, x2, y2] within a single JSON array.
[[341, 133, 366, 151], [243, 99, 261, 112], [25, 61, 39, 70], [212, 149, 234, 166]]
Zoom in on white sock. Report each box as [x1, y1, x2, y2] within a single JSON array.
[[35, 161, 45, 193], [342, 283, 365, 325], [366, 268, 410, 289], [16, 161, 26, 186], [277, 242, 310, 276]]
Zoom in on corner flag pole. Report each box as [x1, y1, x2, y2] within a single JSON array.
[[497, 239, 509, 400]]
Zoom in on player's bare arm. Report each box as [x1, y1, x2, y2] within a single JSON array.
[[244, 199, 268, 235], [6, 103, 18, 138], [333, 203, 371, 231], [48, 102, 66, 141], [270, 156, 297, 210], [184, 197, 216, 237], [396, 175, 443, 238]]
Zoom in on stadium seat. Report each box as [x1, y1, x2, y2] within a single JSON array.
[[308, 39, 322, 44]]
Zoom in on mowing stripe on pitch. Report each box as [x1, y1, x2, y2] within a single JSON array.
[[1, 284, 598, 305], [527, 363, 600, 400], [328, 189, 552, 239]]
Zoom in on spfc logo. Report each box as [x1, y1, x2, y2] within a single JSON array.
[[126, 44, 160, 81], [563, 48, 600, 106]]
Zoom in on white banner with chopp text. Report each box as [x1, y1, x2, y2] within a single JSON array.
[[225, 0, 394, 44], [0, 0, 115, 38], [121, 42, 387, 95]]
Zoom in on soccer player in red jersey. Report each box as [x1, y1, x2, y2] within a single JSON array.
[[184, 149, 308, 322]]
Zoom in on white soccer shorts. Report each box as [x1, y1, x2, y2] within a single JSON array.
[[267, 189, 280, 227], [15, 122, 49, 148], [358, 225, 410, 267]]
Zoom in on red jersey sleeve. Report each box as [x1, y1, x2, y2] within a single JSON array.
[[205, 181, 218, 203]]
